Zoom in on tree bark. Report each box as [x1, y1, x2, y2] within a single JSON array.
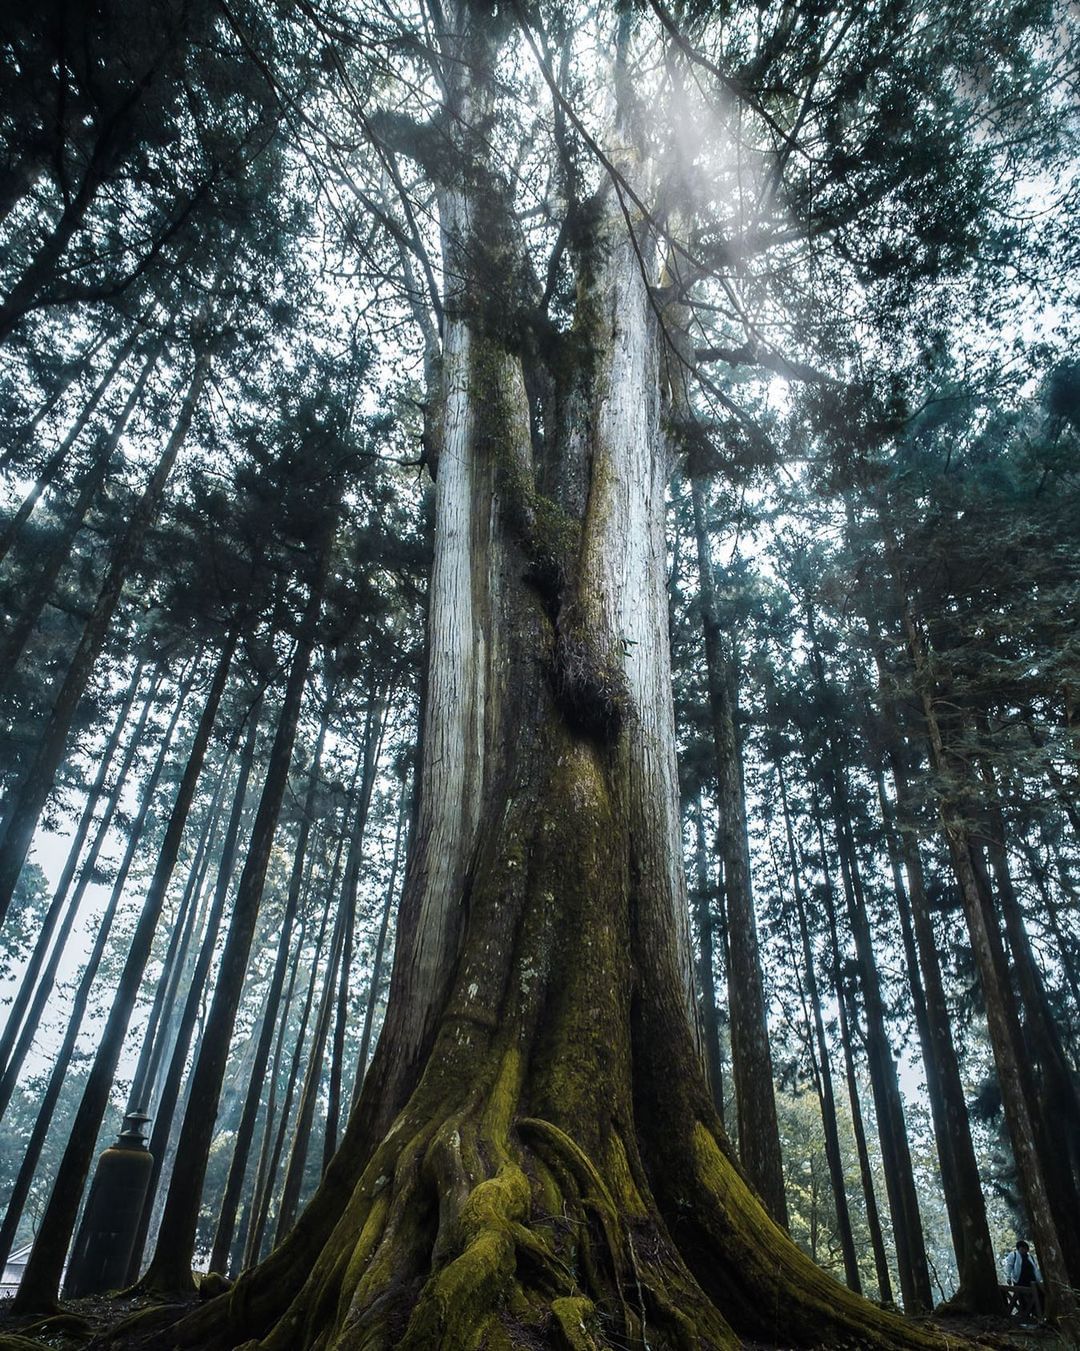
[[157, 20, 954, 1346]]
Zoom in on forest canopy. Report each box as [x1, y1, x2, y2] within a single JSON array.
[[0, 0, 1077, 1347]]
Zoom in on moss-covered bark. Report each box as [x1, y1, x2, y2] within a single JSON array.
[[117, 12, 979, 1350]]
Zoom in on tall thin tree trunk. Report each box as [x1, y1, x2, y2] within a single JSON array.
[[12, 619, 238, 1313], [0, 336, 165, 681], [776, 759, 861, 1293], [0, 660, 178, 1120], [0, 660, 192, 1270], [0, 656, 146, 1081], [875, 745, 999, 1311], [692, 797, 726, 1124], [0, 349, 210, 929], [892, 552, 1075, 1320], [143, 514, 336, 1293], [807, 625, 930, 1311], [324, 690, 386, 1168], [273, 875, 349, 1245], [0, 323, 112, 475], [124, 695, 263, 1283], [208, 679, 336, 1273], [243, 783, 354, 1271], [811, 789, 895, 1305], [229, 897, 310, 1276], [689, 472, 788, 1229], [0, 323, 143, 564], [352, 778, 410, 1105], [125, 750, 232, 1116]]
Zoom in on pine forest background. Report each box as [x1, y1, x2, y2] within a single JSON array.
[[0, 0, 1077, 1326]]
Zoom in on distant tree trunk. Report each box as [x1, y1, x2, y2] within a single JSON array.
[[12, 620, 238, 1313], [0, 84, 156, 342], [242, 787, 354, 1270], [0, 349, 210, 929], [124, 695, 264, 1283], [0, 656, 146, 1084], [141, 510, 337, 1294], [0, 323, 112, 475], [1015, 833, 1080, 1026], [351, 773, 410, 1104], [976, 755, 1080, 1258], [0, 660, 179, 1121], [323, 689, 386, 1169], [811, 788, 895, 1304], [692, 797, 727, 1124], [893, 561, 1076, 1321], [208, 679, 337, 1274], [873, 742, 1000, 1312], [807, 624, 930, 1312], [690, 472, 788, 1230], [272, 827, 352, 1243], [0, 659, 192, 1271], [776, 759, 861, 1294], [229, 899, 309, 1276], [125, 749, 232, 1116], [831, 779, 930, 1311]]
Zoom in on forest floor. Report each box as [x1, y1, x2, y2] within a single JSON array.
[[0, 1293, 1073, 1351]]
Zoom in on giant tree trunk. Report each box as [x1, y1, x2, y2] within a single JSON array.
[[157, 24, 950, 1348]]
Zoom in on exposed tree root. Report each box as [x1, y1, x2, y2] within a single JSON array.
[[96, 737, 976, 1351]]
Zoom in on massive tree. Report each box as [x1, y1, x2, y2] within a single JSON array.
[[132, 0, 1069, 1345], [1, 0, 1072, 1340]]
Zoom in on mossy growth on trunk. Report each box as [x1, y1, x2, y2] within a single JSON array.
[[105, 53, 973, 1350], [125, 708, 961, 1351]]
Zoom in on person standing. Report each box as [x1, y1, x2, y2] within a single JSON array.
[[1004, 1239, 1043, 1322]]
